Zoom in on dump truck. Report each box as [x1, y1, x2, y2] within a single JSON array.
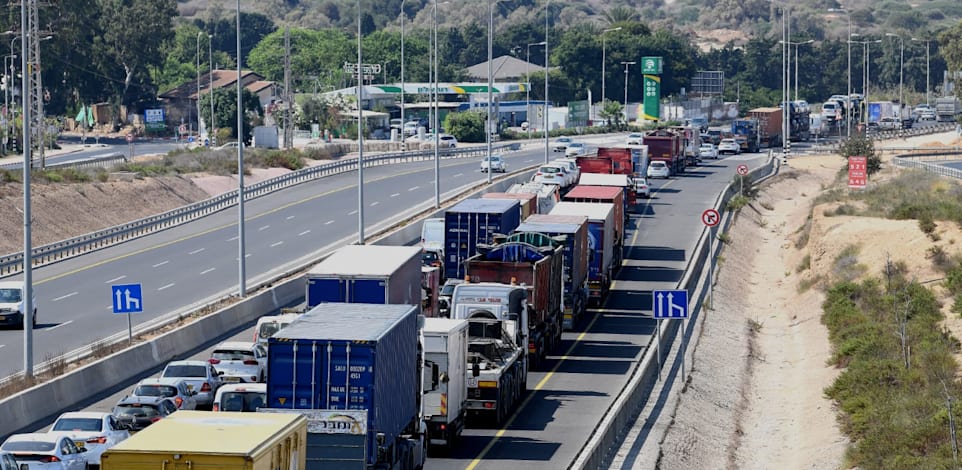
[[100, 411, 307, 470], [422, 317, 469, 449], [549, 202, 617, 304], [576, 151, 641, 205], [515, 214, 589, 329], [444, 198, 523, 280], [306, 245, 422, 308], [747, 107, 783, 149], [642, 129, 685, 175]]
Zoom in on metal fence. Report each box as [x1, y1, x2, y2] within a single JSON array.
[[0, 143, 520, 277], [0, 152, 128, 172]]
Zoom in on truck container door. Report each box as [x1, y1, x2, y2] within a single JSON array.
[[308, 278, 349, 306], [348, 279, 387, 304]]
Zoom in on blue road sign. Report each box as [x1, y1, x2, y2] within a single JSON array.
[[653, 289, 688, 319], [111, 283, 144, 314]]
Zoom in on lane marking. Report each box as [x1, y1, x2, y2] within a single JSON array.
[[152, 260, 169, 268], [300, 230, 313, 236], [370, 201, 380, 207], [391, 193, 400, 198], [325, 220, 335, 225], [258, 225, 270, 231], [188, 248, 205, 255], [0, 345, 5, 349], [286, 215, 295, 220], [408, 186, 419, 191], [236, 254, 252, 260], [51, 292, 78, 302], [45, 320, 73, 331], [158, 283, 175, 291], [270, 241, 284, 247], [453, 172, 464, 177], [348, 210, 358, 215], [200, 268, 216, 275], [104, 275, 126, 284], [525, 159, 534, 162], [227, 236, 239, 242], [466, 312, 603, 470]]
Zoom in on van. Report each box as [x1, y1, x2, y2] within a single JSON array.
[[420, 217, 444, 255], [253, 313, 302, 347], [820, 101, 839, 121], [212, 383, 267, 412]]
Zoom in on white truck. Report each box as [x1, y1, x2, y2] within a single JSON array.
[[936, 96, 962, 122], [422, 318, 469, 449], [450, 282, 528, 426]]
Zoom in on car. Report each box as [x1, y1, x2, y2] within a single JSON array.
[[717, 138, 740, 155], [430, 134, 457, 148], [647, 161, 670, 179], [481, 155, 507, 173], [421, 249, 442, 269], [130, 377, 198, 410], [551, 136, 573, 152], [0, 451, 22, 470], [209, 341, 268, 384], [626, 133, 644, 145], [212, 383, 267, 412], [1, 433, 88, 470], [913, 104, 934, 117], [160, 360, 223, 408], [253, 313, 302, 348], [532, 164, 569, 187], [565, 142, 587, 157], [215, 141, 241, 150], [706, 129, 724, 145], [633, 176, 651, 199], [698, 143, 718, 159], [878, 117, 901, 130], [552, 158, 581, 182], [919, 109, 937, 121], [111, 396, 178, 432], [403, 119, 428, 136], [543, 162, 575, 187], [520, 121, 529, 131], [0, 281, 36, 330], [49, 412, 129, 467], [390, 118, 403, 131], [438, 279, 464, 318]]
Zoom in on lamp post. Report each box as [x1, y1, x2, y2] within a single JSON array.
[[235, 0, 247, 295], [4, 53, 15, 154], [621, 61, 635, 123], [543, 0, 550, 164], [911, 37, 930, 106], [849, 37, 882, 126], [828, 7, 852, 137], [886, 33, 904, 109], [196, 32, 202, 140], [19, 0, 34, 376], [356, 0, 365, 241], [209, 34, 214, 144], [399, 0, 406, 141], [526, 41, 545, 139], [486, 0, 495, 184], [601, 27, 621, 105], [779, 39, 814, 101], [432, 0, 449, 207]]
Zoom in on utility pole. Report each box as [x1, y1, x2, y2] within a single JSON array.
[[27, 0, 44, 169], [283, 27, 293, 149]]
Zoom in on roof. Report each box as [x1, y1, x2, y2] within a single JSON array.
[[166, 360, 209, 367], [482, 192, 536, 203], [137, 377, 189, 386], [422, 317, 469, 335], [217, 383, 266, 393], [465, 55, 545, 80], [307, 245, 421, 277], [448, 198, 519, 214], [524, 214, 588, 226], [549, 202, 614, 221], [277, 303, 416, 341], [116, 395, 171, 406], [516, 221, 582, 234], [214, 341, 256, 350], [577, 173, 632, 187], [565, 185, 623, 200], [0, 281, 22, 289], [159, 69, 267, 100], [110, 411, 304, 455], [55, 411, 109, 419]]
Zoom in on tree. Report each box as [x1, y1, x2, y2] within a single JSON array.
[[939, 22, 962, 80], [599, 100, 625, 130], [444, 110, 484, 143], [199, 88, 263, 144], [295, 95, 350, 131], [838, 134, 881, 176], [247, 28, 353, 84]]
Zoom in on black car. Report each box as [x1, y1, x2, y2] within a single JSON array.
[[112, 396, 178, 431]]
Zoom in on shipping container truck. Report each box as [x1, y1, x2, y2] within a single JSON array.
[[464, 235, 563, 368], [444, 198, 523, 280], [450, 282, 528, 425], [506, 182, 561, 215], [305, 245, 422, 308], [516, 214, 589, 329], [642, 129, 685, 175], [100, 411, 307, 470], [747, 107, 783, 149], [783, 100, 811, 142], [266, 303, 425, 470], [667, 125, 701, 166], [422, 318, 469, 449], [549, 202, 616, 304], [563, 185, 626, 241], [482, 192, 538, 219], [936, 96, 962, 122], [576, 150, 642, 204], [731, 118, 759, 153]]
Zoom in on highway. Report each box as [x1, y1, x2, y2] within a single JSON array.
[[27, 144, 768, 469]]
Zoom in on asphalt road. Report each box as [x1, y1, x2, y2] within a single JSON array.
[[27, 147, 768, 470]]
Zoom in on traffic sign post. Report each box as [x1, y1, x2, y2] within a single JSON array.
[[702, 209, 720, 310], [111, 283, 144, 344], [653, 289, 690, 381], [737, 164, 749, 196]]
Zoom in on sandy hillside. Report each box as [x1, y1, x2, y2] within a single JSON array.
[[658, 132, 962, 470]]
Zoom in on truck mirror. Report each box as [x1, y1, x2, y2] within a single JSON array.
[[440, 372, 449, 384], [432, 363, 440, 389], [472, 359, 480, 378]]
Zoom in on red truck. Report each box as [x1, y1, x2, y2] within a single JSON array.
[[464, 235, 564, 368], [642, 129, 685, 176], [747, 107, 784, 149], [563, 185, 626, 245], [576, 148, 645, 205]]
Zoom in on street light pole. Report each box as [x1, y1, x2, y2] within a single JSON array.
[[621, 61, 635, 123], [601, 27, 621, 106], [526, 41, 545, 140], [20, 0, 34, 377], [209, 34, 214, 144], [400, 0, 405, 141], [828, 8, 852, 137], [543, 0, 549, 164], [779, 39, 814, 102], [196, 32, 201, 140], [486, 0, 494, 184], [357, 0, 365, 242], [912, 37, 930, 106], [235, 0, 247, 295], [886, 33, 904, 109]]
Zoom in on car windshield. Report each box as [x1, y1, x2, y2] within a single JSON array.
[[163, 365, 207, 378], [2, 441, 55, 452], [557, 138, 570, 143], [0, 288, 21, 302], [421, 252, 439, 264], [218, 391, 267, 412], [212, 349, 254, 361], [540, 166, 560, 174], [52, 418, 102, 432], [258, 321, 289, 339], [485, 156, 502, 162], [114, 404, 160, 417], [441, 282, 460, 296], [133, 384, 179, 398], [651, 162, 666, 168]]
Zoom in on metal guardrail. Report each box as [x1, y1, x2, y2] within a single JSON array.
[[869, 122, 956, 141], [893, 150, 962, 179], [0, 143, 520, 277], [0, 152, 128, 172]]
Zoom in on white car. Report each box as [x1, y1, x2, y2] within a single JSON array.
[[626, 133, 644, 145], [698, 143, 718, 159], [532, 164, 570, 187], [212, 383, 268, 412], [403, 121, 420, 136], [209, 341, 268, 384], [647, 161, 670, 179], [49, 412, 129, 467], [253, 313, 302, 347], [160, 360, 223, 408], [633, 177, 651, 198], [717, 138, 740, 155], [565, 142, 587, 157], [430, 134, 457, 148], [1, 433, 89, 469], [130, 377, 199, 410], [0, 451, 21, 470], [0, 281, 37, 329], [552, 158, 581, 182], [481, 155, 507, 173], [215, 141, 241, 150], [551, 136, 573, 152]]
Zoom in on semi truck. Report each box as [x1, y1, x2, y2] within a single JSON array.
[[449, 282, 528, 426], [266, 303, 426, 470], [422, 265, 441, 317], [463, 235, 564, 368], [576, 149, 645, 203], [563, 185, 626, 241], [422, 318, 469, 449], [549, 202, 617, 304], [444, 198, 523, 280], [305, 245, 422, 308], [784, 100, 811, 142], [667, 125, 701, 166], [731, 118, 758, 153], [642, 129, 685, 175], [515, 214, 589, 329], [936, 96, 962, 122], [747, 107, 783, 149], [482, 192, 538, 219], [100, 411, 307, 470]]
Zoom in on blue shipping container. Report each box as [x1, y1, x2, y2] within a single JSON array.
[[444, 198, 522, 280], [267, 303, 419, 467], [515, 221, 587, 299], [305, 246, 422, 308]]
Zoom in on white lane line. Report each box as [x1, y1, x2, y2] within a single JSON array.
[[370, 201, 380, 207], [235, 254, 252, 260], [52, 292, 78, 302], [408, 186, 419, 191], [299, 230, 312, 236], [286, 215, 296, 220], [45, 320, 74, 332], [348, 210, 358, 215], [258, 225, 270, 231], [152, 260, 169, 268], [525, 159, 534, 162], [0, 345, 5, 349], [105, 275, 126, 284], [227, 236, 239, 242], [158, 283, 175, 291], [454, 173, 464, 177], [271, 241, 284, 247], [325, 220, 335, 225], [391, 193, 400, 198], [200, 267, 216, 275], [188, 248, 205, 255]]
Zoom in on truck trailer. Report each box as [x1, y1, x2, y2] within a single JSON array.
[[746, 107, 784, 149], [482, 192, 539, 219], [516, 214, 589, 329], [422, 317, 469, 449], [305, 245, 422, 308], [549, 202, 617, 304], [642, 129, 685, 175]]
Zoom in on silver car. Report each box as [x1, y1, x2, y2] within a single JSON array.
[[160, 360, 222, 409], [481, 155, 507, 173], [131, 377, 198, 410]]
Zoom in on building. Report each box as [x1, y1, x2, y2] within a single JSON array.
[[465, 56, 544, 82], [158, 70, 279, 136]]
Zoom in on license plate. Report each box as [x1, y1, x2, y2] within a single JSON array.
[[223, 376, 240, 383], [73, 441, 86, 448], [0, 316, 5, 321]]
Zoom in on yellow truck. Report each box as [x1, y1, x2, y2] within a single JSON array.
[[100, 410, 306, 470]]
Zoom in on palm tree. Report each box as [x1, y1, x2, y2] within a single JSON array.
[[603, 6, 638, 25]]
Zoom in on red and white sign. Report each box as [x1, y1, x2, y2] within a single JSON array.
[[736, 164, 749, 176], [848, 156, 867, 189], [701, 208, 720, 227], [126, 133, 133, 143]]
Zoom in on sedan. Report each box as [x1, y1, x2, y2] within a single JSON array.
[[626, 133, 644, 145], [698, 143, 718, 159], [433, 134, 458, 148], [565, 142, 587, 157], [633, 177, 651, 199], [647, 161, 670, 179], [209, 341, 268, 384], [1, 433, 88, 469], [480, 155, 507, 173], [49, 412, 129, 467], [0, 451, 21, 470], [160, 360, 223, 408], [130, 377, 198, 410], [111, 396, 178, 432], [551, 136, 572, 152], [717, 138, 740, 155], [532, 164, 567, 187]]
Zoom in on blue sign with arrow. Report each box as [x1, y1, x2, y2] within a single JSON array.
[[653, 289, 688, 319], [111, 284, 144, 314]]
